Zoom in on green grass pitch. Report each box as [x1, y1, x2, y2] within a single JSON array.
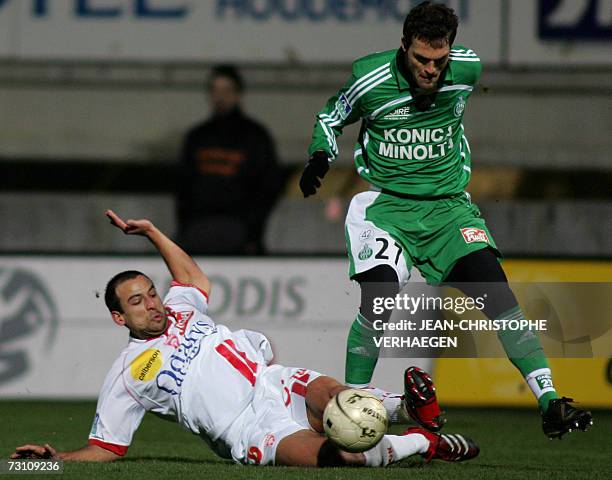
[[1, 401, 610, 480]]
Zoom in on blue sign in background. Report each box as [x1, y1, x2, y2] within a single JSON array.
[[539, 0, 612, 39]]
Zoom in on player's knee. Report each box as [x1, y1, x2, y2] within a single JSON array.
[[356, 265, 400, 322], [305, 376, 347, 431], [355, 264, 400, 284], [307, 376, 345, 398], [445, 248, 506, 283], [444, 248, 517, 318]]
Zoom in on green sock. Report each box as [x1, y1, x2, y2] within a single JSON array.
[[345, 313, 382, 386], [496, 306, 558, 412]]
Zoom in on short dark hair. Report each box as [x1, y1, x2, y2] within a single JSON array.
[[104, 270, 150, 313], [402, 1, 458, 47], [207, 64, 244, 92]]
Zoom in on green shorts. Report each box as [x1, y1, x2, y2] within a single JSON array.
[[345, 190, 501, 285]]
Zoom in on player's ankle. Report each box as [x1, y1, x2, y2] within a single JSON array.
[[539, 391, 559, 414]]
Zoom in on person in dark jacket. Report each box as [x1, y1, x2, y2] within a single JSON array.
[[176, 65, 283, 255]]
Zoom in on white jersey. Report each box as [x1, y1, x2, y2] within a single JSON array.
[[88, 281, 273, 457]]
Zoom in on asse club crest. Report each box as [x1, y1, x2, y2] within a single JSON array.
[[358, 244, 373, 260], [454, 96, 466, 117]]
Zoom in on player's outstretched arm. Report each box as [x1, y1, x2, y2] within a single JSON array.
[[105, 209, 210, 295], [11, 443, 120, 462], [303, 69, 362, 198]]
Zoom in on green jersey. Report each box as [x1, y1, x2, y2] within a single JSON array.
[[308, 46, 481, 198]]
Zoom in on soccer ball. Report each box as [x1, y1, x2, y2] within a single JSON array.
[[323, 389, 388, 453]]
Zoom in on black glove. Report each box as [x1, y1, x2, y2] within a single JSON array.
[[299, 151, 330, 198]]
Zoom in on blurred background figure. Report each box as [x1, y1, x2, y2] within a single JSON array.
[[176, 65, 283, 255]]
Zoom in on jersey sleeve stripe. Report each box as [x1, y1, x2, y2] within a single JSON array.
[[320, 110, 342, 127], [363, 131, 370, 148], [317, 119, 339, 156], [325, 118, 342, 128], [449, 57, 480, 62], [451, 48, 476, 54], [347, 69, 391, 103], [450, 51, 478, 57], [438, 85, 474, 93], [88, 439, 129, 456], [346, 62, 391, 98], [319, 111, 340, 122], [170, 280, 209, 301], [462, 134, 471, 154], [348, 73, 393, 105]]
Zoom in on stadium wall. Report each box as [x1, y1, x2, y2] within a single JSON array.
[[0, 70, 610, 168], [0, 194, 610, 257]]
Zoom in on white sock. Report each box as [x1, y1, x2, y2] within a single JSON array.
[[358, 387, 403, 423], [363, 434, 429, 467], [525, 368, 556, 400]]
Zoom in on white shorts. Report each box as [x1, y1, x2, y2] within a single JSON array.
[[345, 191, 411, 285], [223, 364, 323, 465]]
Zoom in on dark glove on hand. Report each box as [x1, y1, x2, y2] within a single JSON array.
[[299, 151, 330, 198]]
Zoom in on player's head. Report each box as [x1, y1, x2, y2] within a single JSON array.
[[400, 1, 458, 91], [104, 270, 167, 339], [207, 64, 244, 115]]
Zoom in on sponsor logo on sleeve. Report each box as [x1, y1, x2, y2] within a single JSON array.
[[335, 94, 352, 120], [460, 228, 490, 244], [90, 413, 100, 436], [130, 349, 163, 381]]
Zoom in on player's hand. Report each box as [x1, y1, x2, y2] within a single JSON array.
[[106, 209, 154, 236], [11, 444, 58, 460], [299, 151, 330, 198]]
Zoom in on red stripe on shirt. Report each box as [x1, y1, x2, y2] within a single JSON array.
[[215, 343, 256, 386], [88, 439, 128, 457], [170, 280, 209, 301], [224, 339, 258, 374]]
